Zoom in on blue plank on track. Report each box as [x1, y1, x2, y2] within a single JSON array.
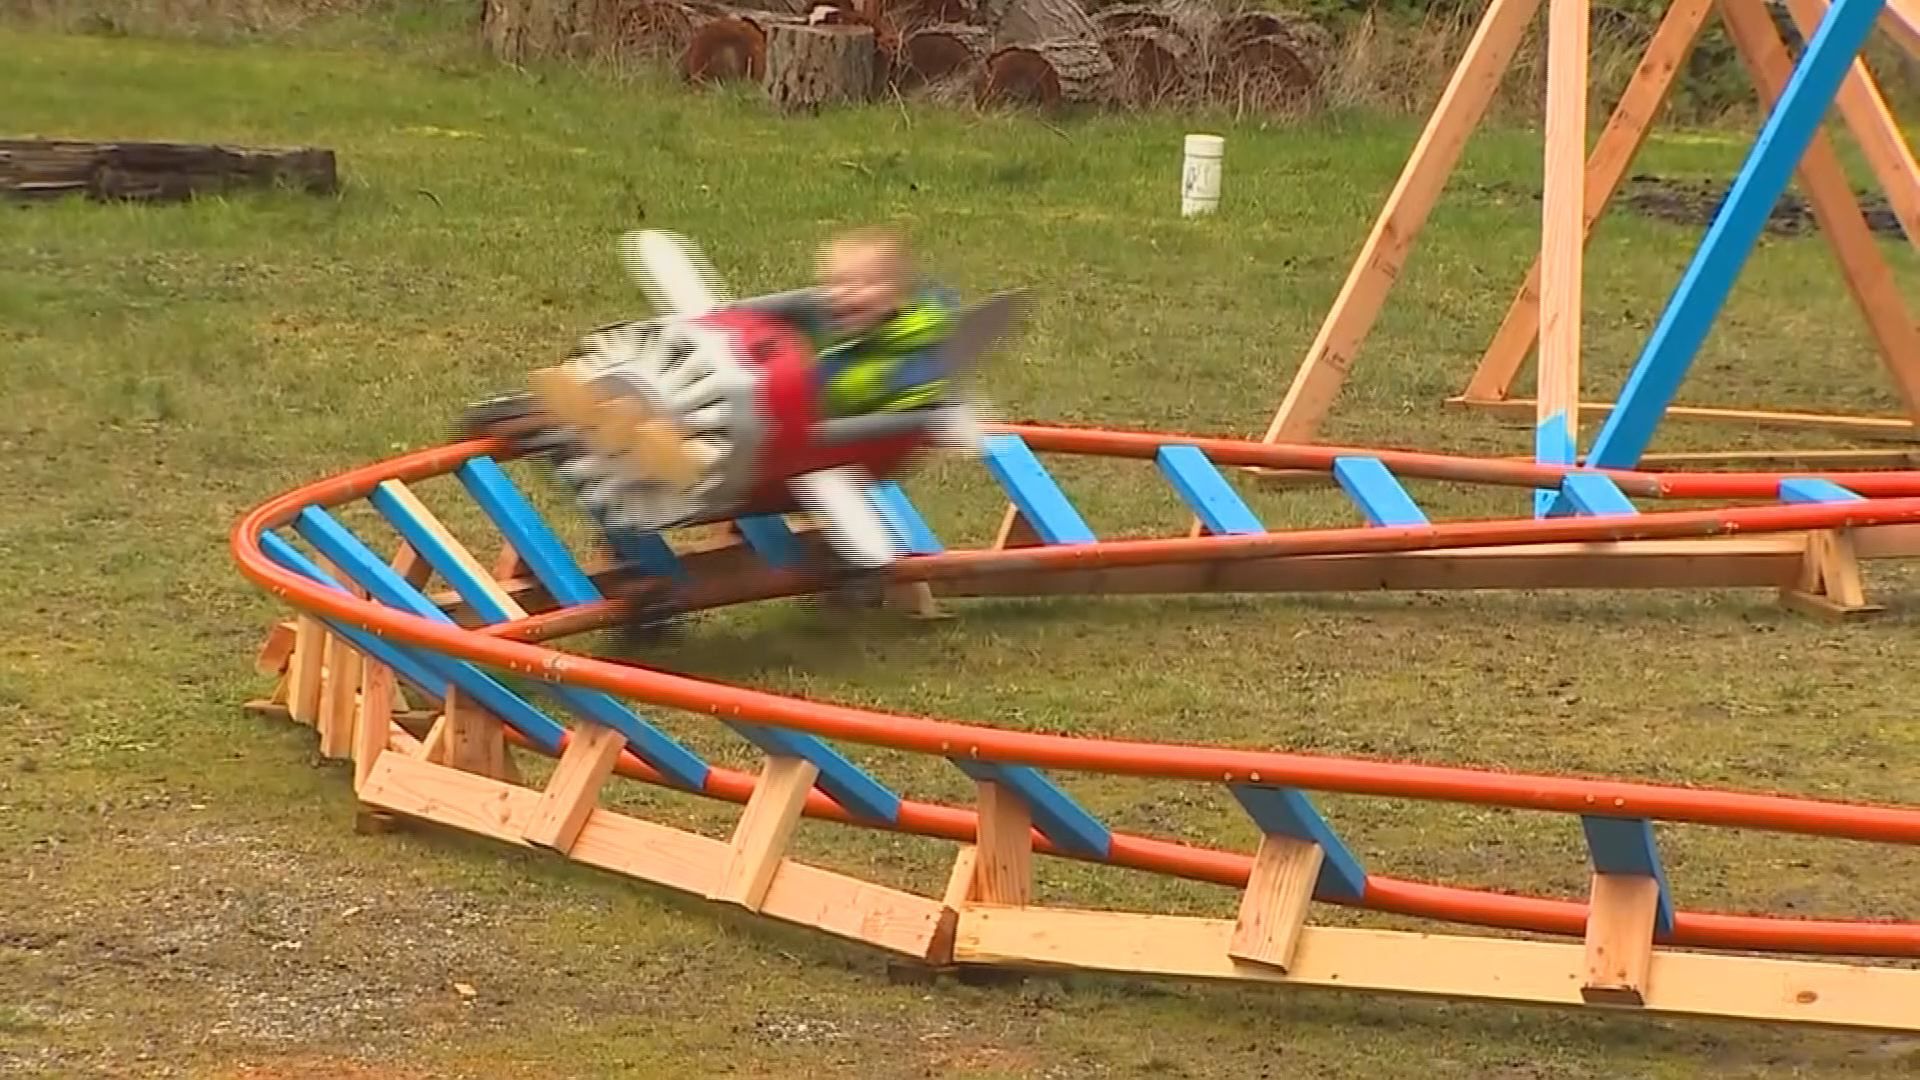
[[733, 514, 808, 568], [1156, 444, 1266, 536], [952, 759, 1112, 858], [1229, 785, 1368, 901], [1332, 456, 1429, 527], [869, 481, 945, 555], [1580, 815, 1677, 938], [981, 434, 1097, 544], [366, 485, 710, 792], [1778, 477, 1864, 504], [1560, 472, 1639, 516]]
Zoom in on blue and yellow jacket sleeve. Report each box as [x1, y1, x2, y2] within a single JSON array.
[[817, 284, 961, 417]]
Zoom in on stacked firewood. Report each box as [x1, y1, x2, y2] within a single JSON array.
[[498, 0, 1331, 110]]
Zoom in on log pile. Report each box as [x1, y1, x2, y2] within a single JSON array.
[[481, 0, 1331, 112]]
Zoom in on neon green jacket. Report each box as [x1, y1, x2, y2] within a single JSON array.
[[809, 285, 961, 418]]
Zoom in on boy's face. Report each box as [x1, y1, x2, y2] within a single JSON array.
[[823, 244, 906, 333]]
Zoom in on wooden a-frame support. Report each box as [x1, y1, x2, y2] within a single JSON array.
[[1258, 0, 1920, 462]]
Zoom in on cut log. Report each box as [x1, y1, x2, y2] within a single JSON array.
[[1104, 25, 1194, 102], [0, 139, 338, 204], [994, 0, 1101, 47], [1219, 30, 1322, 104], [763, 22, 879, 108], [980, 38, 1113, 106], [600, 0, 700, 56], [1092, 2, 1174, 33], [682, 11, 780, 80], [901, 23, 992, 85]]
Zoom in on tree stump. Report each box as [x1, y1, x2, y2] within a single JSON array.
[[980, 38, 1112, 106], [0, 139, 338, 204], [1104, 25, 1193, 102], [763, 22, 878, 109], [901, 23, 991, 86]]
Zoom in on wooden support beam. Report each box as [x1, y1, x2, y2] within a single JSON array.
[[1463, 0, 1713, 402], [439, 687, 518, 782], [953, 905, 1920, 1031], [358, 752, 948, 959], [287, 616, 324, 725], [255, 620, 297, 675], [1780, 529, 1882, 618], [491, 541, 527, 583], [944, 846, 981, 911], [353, 661, 396, 790], [1228, 833, 1323, 973], [993, 505, 1043, 550], [1719, 0, 1920, 421], [1785, 0, 1920, 255], [885, 580, 950, 619], [523, 720, 630, 854], [1447, 395, 1920, 441], [973, 780, 1034, 906], [1261, 0, 1545, 444], [1582, 872, 1661, 1005], [316, 635, 361, 760], [1535, 0, 1592, 510], [712, 755, 822, 913]]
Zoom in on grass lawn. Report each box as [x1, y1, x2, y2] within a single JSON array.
[[6, 12, 1920, 1078]]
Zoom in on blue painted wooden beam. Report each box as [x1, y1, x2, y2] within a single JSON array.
[[1332, 456, 1429, 527], [1156, 444, 1266, 535], [981, 434, 1097, 544], [1584, 0, 1889, 469], [1580, 815, 1677, 938], [286, 509, 569, 753], [367, 486, 711, 792], [260, 531, 457, 699], [455, 457, 602, 608], [733, 514, 808, 568], [952, 759, 1112, 858], [1778, 477, 1865, 503], [1228, 785, 1368, 902], [453, 457, 902, 822], [1535, 417, 1579, 518], [869, 480, 945, 555], [1560, 473, 1639, 516], [724, 722, 901, 824]]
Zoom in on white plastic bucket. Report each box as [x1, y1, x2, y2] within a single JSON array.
[[1181, 133, 1224, 217]]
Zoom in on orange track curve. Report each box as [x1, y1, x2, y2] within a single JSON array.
[[231, 422, 1920, 960]]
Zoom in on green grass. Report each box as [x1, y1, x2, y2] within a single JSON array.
[[7, 19, 1920, 1080]]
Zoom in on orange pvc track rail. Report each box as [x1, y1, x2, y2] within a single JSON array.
[[232, 423, 1920, 959]]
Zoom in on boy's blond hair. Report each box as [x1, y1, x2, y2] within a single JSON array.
[[818, 225, 912, 283]]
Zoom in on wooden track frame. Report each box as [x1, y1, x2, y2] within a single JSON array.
[[244, 518, 1920, 1033], [1255, 0, 1920, 473]]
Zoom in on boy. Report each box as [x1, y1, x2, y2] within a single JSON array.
[[746, 225, 964, 420]]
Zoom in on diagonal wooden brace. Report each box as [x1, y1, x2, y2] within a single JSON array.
[[712, 754, 821, 912], [1228, 833, 1324, 974], [523, 720, 629, 854]]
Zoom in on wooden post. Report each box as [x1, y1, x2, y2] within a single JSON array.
[[712, 755, 822, 911], [1780, 529, 1881, 617], [972, 781, 1033, 905], [317, 635, 362, 760], [524, 721, 630, 854], [287, 616, 325, 726], [762, 23, 877, 110], [1227, 833, 1322, 973], [1460, 0, 1713, 403], [353, 659, 396, 791], [1582, 872, 1661, 1004], [1259, 0, 1545, 446], [434, 687, 517, 782], [1534, 0, 1589, 514]]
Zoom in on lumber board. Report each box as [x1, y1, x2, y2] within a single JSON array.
[[1536, 0, 1590, 486], [358, 753, 947, 958], [1446, 395, 1920, 440], [953, 905, 1920, 1031]]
